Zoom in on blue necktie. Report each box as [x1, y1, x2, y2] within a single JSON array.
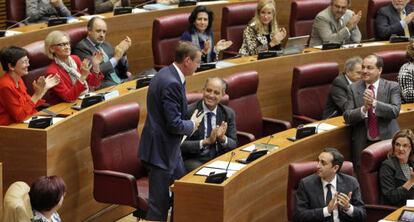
[[206, 112, 213, 138], [326, 184, 333, 222]]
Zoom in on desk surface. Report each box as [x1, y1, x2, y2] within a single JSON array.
[[173, 104, 414, 222], [0, 42, 409, 221]]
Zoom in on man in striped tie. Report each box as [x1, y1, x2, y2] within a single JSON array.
[[344, 54, 401, 168], [73, 17, 132, 88]]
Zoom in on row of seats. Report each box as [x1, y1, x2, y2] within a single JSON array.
[[291, 50, 406, 126], [287, 140, 397, 222]]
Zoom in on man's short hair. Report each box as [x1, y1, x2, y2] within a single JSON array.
[[366, 54, 384, 69], [174, 41, 200, 63], [323, 147, 344, 171], [204, 77, 227, 94], [87, 17, 105, 31], [331, 0, 351, 5], [344, 56, 362, 73]]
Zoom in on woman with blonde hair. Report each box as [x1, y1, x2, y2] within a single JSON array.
[[44, 31, 103, 105], [379, 129, 414, 206], [398, 40, 414, 103], [239, 0, 286, 56]]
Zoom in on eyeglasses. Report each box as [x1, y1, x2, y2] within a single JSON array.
[[54, 42, 70, 47]]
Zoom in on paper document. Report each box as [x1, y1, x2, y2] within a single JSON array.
[[80, 15, 105, 20], [5, 30, 22, 37], [216, 60, 235, 69], [195, 167, 237, 177], [206, 160, 245, 171], [133, 8, 148, 13], [197, 0, 228, 5], [143, 3, 174, 10], [407, 199, 414, 207], [24, 116, 65, 124], [241, 144, 256, 152], [305, 123, 337, 133]]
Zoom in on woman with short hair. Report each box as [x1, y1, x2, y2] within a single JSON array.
[[44, 31, 104, 105], [0, 46, 59, 125], [29, 175, 66, 222]]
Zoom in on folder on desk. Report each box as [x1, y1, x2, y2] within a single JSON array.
[[143, 3, 174, 10]]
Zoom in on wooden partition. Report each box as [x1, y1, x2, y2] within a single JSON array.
[[0, 41, 408, 221]]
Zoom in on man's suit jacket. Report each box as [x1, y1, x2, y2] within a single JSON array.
[[323, 74, 350, 119], [293, 173, 366, 222], [73, 39, 128, 87], [139, 65, 193, 175], [310, 7, 361, 47], [181, 100, 237, 167], [343, 79, 401, 165], [375, 4, 414, 40], [95, 0, 115, 14]]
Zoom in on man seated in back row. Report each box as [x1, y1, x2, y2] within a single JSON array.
[[375, 0, 414, 40], [73, 17, 132, 89], [309, 0, 361, 47], [26, 0, 71, 23], [181, 77, 238, 172], [95, 0, 130, 14]]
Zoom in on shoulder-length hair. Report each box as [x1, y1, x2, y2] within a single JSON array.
[[44, 31, 70, 60], [188, 6, 214, 34], [250, 0, 278, 35]]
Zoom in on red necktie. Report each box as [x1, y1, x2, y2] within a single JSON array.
[[368, 85, 379, 138]]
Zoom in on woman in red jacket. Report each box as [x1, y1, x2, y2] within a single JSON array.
[[44, 31, 104, 105], [0, 46, 60, 125]]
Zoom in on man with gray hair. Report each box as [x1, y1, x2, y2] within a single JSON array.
[[375, 0, 414, 40], [309, 0, 362, 46], [323, 56, 363, 118], [181, 77, 238, 172]]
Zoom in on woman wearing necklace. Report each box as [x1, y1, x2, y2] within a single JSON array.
[[380, 129, 414, 206], [0, 46, 60, 125], [44, 31, 104, 105], [181, 6, 232, 63], [239, 0, 286, 56]]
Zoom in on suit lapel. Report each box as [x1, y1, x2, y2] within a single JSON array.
[[315, 178, 326, 207]]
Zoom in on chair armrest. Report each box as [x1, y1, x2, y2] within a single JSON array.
[[365, 204, 398, 222], [237, 131, 255, 147], [292, 114, 318, 126], [93, 170, 139, 207], [262, 117, 291, 135]]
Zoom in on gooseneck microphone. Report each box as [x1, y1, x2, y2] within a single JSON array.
[[205, 151, 235, 184], [70, 8, 89, 17], [315, 110, 338, 133]]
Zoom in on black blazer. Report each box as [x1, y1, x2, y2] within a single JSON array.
[[379, 155, 414, 206], [375, 3, 414, 40], [323, 74, 350, 119], [73, 38, 129, 83], [294, 173, 366, 222], [181, 100, 237, 160]]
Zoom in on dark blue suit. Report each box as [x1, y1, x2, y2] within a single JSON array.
[[139, 64, 194, 221]]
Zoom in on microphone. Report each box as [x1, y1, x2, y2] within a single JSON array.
[[70, 8, 89, 17], [0, 16, 32, 37], [259, 135, 274, 150], [205, 151, 235, 184], [315, 110, 338, 133]]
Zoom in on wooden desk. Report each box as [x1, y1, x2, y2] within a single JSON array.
[[383, 207, 414, 221], [0, 42, 409, 221], [173, 105, 414, 222]]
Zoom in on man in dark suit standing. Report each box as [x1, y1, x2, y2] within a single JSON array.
[[139, 41, 203, 221], [323, 56, 362, 118], [344, 55, 401, 166], [181, 77, 237, 172], [375, 0, 414, 40], [293, 148, 366, 222], [73, 17, 131, 89]]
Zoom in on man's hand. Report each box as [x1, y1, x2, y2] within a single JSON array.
[[346, 10, 362, 30], [363, 88, 374, 112], [337, 192, 352, 211], [191, 109, 204, 132], [111, 0, 122, 7], [404, 12, 414, 24], [327, 192, 338, 214], [202, 39, 211, 55], [216, 121, 228, 143], [50, 0, 62, 8], [114, 36, 131, 60], [202, 127, 218, 146]]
